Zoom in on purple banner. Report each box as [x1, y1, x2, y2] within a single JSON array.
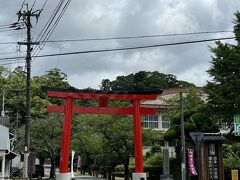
[[188, 149, 198, 176], [77, 155, 81, 168]]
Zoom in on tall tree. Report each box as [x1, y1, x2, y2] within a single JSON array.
[[72, 112, 159, 180], [163, 88, 218, 141], [100, 71, 194, 92], [205, 11, 240, 124], [30, 114, 63, 178]]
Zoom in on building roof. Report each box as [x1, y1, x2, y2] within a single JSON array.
[[141, 87, 207, 109], [43, 86, 163, 95], [202, 133, 226, 142]]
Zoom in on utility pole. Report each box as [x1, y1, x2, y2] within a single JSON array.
[[17, 5, 40, 179], [180, 92, 186, 180]]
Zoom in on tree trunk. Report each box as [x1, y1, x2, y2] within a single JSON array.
[[50, 155, 56, 178], [124, 158, 130, 180]]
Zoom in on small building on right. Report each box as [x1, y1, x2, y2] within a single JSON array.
[[200, 133, 225, 180]]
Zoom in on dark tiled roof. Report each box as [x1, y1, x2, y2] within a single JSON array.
[[202, 133, 226, 141], [43, 86, 163, 94], [161, 87, 205, 96]]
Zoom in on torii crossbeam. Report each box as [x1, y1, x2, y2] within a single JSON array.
[[46, 87, 160, 180]]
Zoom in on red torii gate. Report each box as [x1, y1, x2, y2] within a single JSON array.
[[46, 88, 159, 180]]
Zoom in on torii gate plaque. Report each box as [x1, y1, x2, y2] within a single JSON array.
[[46, 88, 159, 180]]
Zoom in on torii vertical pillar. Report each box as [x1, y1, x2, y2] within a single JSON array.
[[132, 100, 146, 180], [56, 97, 73, 180]]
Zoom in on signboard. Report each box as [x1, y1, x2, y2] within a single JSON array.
[[189, 132, 204, 145], [208, 144, 218, 180], [234, 115, 240, 136], [231, 170, 238, 180]]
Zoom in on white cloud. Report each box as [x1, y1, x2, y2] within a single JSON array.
[[1, 0, 240, 89]]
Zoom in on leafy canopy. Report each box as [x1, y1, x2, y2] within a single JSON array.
[[205, 11, 240, 124]]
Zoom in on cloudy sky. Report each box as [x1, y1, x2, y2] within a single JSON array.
[[1, 0, 240, 89]]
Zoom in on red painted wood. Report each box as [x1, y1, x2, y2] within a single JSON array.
[[133, 100, 144, 173], [47, 90, 157, 100], [99, 96, 109, 108], [47, 90, 158, 174], [59, 97, 73, 173], [48, 105, 156, 115]]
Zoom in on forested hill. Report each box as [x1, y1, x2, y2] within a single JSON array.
[[100, 71, 195, 92]]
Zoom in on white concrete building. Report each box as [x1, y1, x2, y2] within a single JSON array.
[[141, 87, 207, 157], [0, 118, 17, 179]]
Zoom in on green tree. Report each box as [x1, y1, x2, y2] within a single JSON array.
[[205, 11, 240, 124], [72, 112, 159, 180], [4, 66, 26, 125], [100, 71, 194, 92], [223, 143, 240, 169], [3, 67, 71, 178], [31, 114, 63, 178], [163, 88, 218, 141], [72, 114, 134, 180]]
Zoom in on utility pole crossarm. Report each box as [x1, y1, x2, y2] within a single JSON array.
[[18, 42, 39, 45]]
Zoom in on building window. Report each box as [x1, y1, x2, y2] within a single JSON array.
[[162, 116, 170, 129], [142, 115, 159, 129], [162, 121, 170, 129]]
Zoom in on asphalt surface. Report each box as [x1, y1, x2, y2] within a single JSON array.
[[73, 175, 106, 180]]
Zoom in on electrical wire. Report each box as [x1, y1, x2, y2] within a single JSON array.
[[34, 36, 235, 58], [0, 51, 18, 55], [0, 36, 234, 62], [0, 30, 233, 45], [37, 0, 71, 49], [0, 61, 25, 66], [31, 0, 37, 10], [20, 0, 26, 11], [31, 0, 65, 55], [0, 22, 21, 28], [32, 0, 71, 59], [40, 0, 48, 11], [0, 28, 24, 33], [0, 45, 15, 50], [45, 30, 233, 43], [34, 0, 65, 43]]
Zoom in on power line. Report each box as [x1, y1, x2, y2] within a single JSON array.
[[0, 36, 234, 61], [0, 28, 25, 33], [0, 22, 22, 28], [20, 0, 26, 11], [0, 61, 25, 66], [45, 30, 233, 43], [0, 29, 233, 45], [0, 51, 19, 55], [0, 44, 15, 50], [32, 0, 71, 58], [40, 0, 48, 11], [34, 36, 236, 57], [31, 0, 65, 56], [30, 0, 37, 10]]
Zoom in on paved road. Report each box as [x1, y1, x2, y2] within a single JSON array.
[[74, 175, 106, 180]]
